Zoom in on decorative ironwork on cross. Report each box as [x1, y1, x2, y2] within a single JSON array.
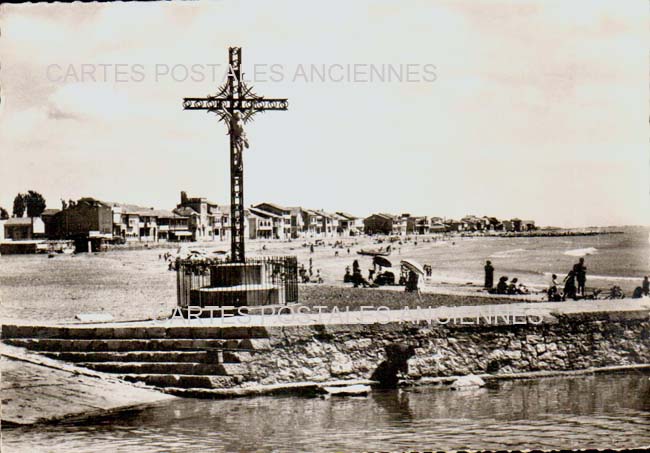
[[182, 47, 288, 262]]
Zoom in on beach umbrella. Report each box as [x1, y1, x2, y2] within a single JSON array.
[[373, 256, 392, 268], [401, 259, 425, 276]]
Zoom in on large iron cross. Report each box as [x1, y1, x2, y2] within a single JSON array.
[[183, 47, 288, 262]]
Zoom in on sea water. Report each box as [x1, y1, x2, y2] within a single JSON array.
[[4, 372, 650, 452], [406, 227, 650, 292]]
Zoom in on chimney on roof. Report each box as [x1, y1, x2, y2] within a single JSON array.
[[180, 191, 188, 204]]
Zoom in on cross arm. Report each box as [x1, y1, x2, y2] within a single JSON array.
[[183, 97, 288, 111]]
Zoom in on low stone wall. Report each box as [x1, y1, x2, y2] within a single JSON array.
[[3, 302, 649, 397], [234, 310, 650, 389]]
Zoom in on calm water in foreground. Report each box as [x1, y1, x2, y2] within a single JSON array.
[[5, 372, 650, 452]]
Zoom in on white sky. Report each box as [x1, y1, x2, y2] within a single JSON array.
[[0, 0, 648, 227]]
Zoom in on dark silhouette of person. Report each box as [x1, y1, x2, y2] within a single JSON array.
[[563, 270, 577, 300], [484, 260, 494, 289], [405, 270, 419, 292], [573, 258, 587, 296], [642, 276, 649, 296], [352, 267, 370, 288], [495, 276, 508, 294]]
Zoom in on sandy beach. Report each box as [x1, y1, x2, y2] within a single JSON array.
[[1, 231, 646, 324]]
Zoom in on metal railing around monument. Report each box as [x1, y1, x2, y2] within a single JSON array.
[[176, 256, 299, 307]]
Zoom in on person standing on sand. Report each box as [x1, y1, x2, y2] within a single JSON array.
[[484, 260, 494, 289], [642, 276, 649, 296], [405, 270, 419, 292], [573, 258, 587, 296]]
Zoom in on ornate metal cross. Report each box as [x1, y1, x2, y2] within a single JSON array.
[[183, 47, 288, 262]]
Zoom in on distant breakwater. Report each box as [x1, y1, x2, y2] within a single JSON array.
[[461, 231, 625, 239]]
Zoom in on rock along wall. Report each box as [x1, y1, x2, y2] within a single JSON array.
[[236, 310, 650, 389]]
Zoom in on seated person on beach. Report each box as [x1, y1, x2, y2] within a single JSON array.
[[632, 286, 644, 299], [547, 274, 562, 301], [491, 276, 509, 294], [343, 266, 352, 283], [507, 278, 519, 295], [352, 268, 370, 288], [374, 270, 395, 286]]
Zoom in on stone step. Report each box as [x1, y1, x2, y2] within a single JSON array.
[[43, 351, 242, 364], [120, 373, 243, 389], [3, 338, 270, 353], [78, 361, 249, 376], [2, 325, 269, 340]]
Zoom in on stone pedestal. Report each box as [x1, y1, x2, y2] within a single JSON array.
[[189, 261, 285, 311], [210, 263, 263, 288]]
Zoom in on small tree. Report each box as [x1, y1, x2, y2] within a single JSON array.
[[0, 207, 8, 220], [12, 194, 25, 218], [24, 190, 47, 217]]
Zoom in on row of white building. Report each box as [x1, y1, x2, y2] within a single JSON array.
[[2, 191, 535, 244], [109, 193, 364, 242]]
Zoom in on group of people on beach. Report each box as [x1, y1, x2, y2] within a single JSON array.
[[483, 261, 530, 295], [342, 259, 424, 292], [483, 258, 586, 299], [485, 256, 649, 301], [299, 257, 323, 284]]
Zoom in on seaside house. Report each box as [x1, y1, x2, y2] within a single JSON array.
[[41, 208, 62, 238], [173, 206, 203, 241], [407, 216, 430, 235], [522, 220, 536, 231], [287, 207, 306, 238], [429, 222, 447, 233], [44, 198, 113, 251], [175, 191, 219, 241], [214, 205, 231, 241], [331, 213, 352, 236], [247, 210, 270, 240], [253, 202, 292, 239], [248, 206, 284, 239], [461, 215, 486, 231], [314, 210, 336, 237], [484, 217, 501, 231], [155, 211, 191, 241], [392, 214, 409, 236], [335, 212, 363, 236], [444, 219, 465, 232], [300, 209, 323, 237], [3, 217, 45, 241], [364, 213, 401, 235], [501, 219, 514, 232]]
